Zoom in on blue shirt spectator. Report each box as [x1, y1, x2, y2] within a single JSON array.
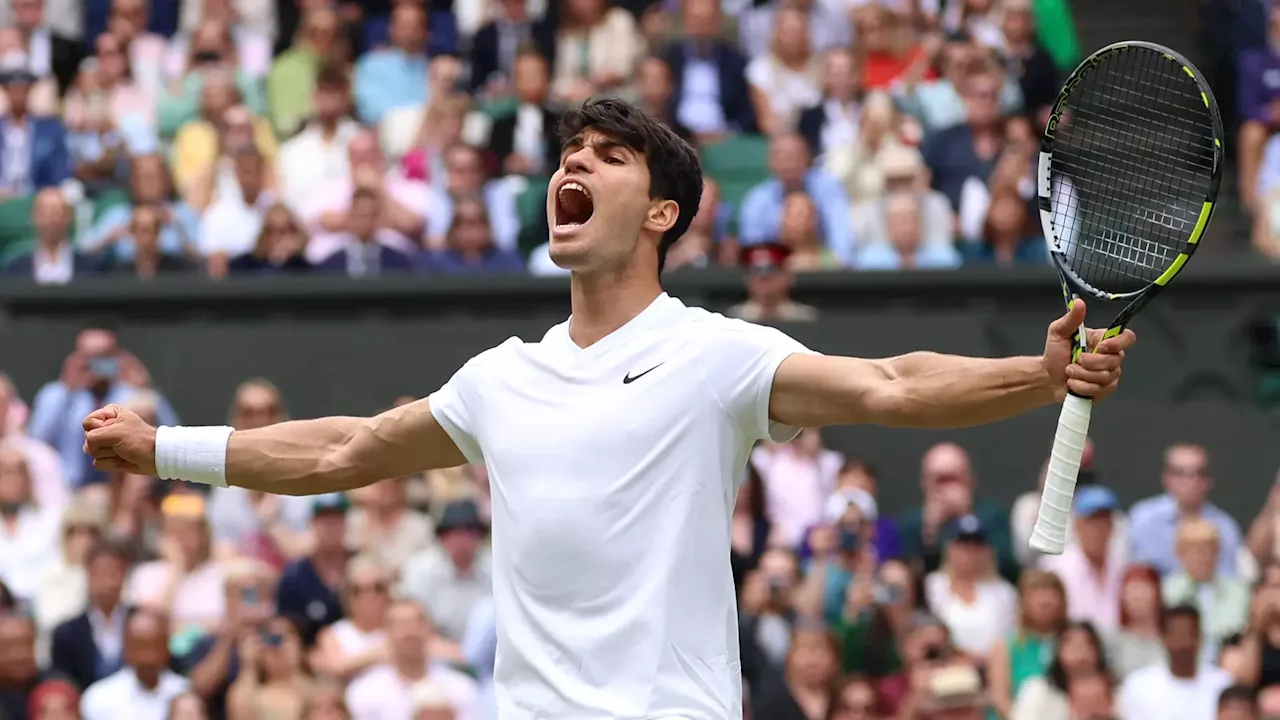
[[27, 330, 178, 488], [353, 4, 430, 125], [855, 242, 962, 271], [462, 596, 497, 720], [0, 70, 71, 195], [428, 181, 522, 252], [81, 201, 200, 262], [1128, 444, 1243, 578], [739, 135, 853, 264], [1238, 42, 1280, 127]]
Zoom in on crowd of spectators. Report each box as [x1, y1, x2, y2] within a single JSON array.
[[3, 1, 1277, 720], [0, 323, 1278, 720], [0, 0, 1088, 295]]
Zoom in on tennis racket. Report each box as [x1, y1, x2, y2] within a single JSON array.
[[1028, 41, 1223, 555]]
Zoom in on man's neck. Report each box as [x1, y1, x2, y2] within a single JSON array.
[[9, 109, 28, 124], [318, 118, 339, 140], [134, 667, 161, 690], [1084, 549, 1107, 572], [38, 237, 65, 255], [1176, 500, 1204, 518], [313, 547, 346, 568], [567, 266, 663, 348], [93, 599, 119, 617], [368, 505, 400, 527], [395, 659, 427, 682], [1169, 661, 1196, 680]]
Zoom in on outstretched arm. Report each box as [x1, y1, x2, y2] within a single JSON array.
[[770, 300, 1135, 429], [83, 398, 467, 495]]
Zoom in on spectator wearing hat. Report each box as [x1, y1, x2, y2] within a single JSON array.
[[1040, 486, 1128, 633], [275, 493, 350, 646], [739, 134, 852, 264], [1162, 518, 1251, 659], [726, 242, 819, 323], [923, 514, 1019, 661], [49, 535, 131, 691], [399, 499, 492, 649], [0, 55, 69, 197]]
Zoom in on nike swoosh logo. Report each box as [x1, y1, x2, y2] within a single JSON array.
[[623, 363, 664, 384]]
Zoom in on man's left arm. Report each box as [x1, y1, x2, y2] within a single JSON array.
[[769, 300, 1134, 429]]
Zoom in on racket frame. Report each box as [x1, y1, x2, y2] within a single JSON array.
[[1029, 40, 1224, 554]]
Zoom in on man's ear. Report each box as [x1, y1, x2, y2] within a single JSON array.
[[642, 199, 679, 235]]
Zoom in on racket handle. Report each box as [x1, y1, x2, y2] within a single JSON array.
[[1029, 394, 1093, 555]]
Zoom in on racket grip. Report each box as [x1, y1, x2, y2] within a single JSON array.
[[1029, 394, 1094, 555]]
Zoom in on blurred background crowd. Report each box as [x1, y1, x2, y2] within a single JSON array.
[[0, 0, 1276, 718]]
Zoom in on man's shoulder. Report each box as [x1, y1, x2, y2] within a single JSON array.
[[1127, 494, 1173, 522]]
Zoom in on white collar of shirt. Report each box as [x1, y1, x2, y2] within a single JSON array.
[[26, 28, 52, 77], [33, 241, 74, 285], [89, 605, 127, 657]]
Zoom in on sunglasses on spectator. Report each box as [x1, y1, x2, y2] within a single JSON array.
[[1165, 465, 1207, 478], [348, 582, 388, 596]]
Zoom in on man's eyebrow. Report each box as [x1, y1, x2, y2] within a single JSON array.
[[560, 135, 635, 158]]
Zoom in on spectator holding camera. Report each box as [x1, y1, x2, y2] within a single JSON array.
[[226, 615, 311, 720], [80, 609, 188, 720], [179, 558, 278, 720], [27, 323, 178, 488], [739, 548, 802, 673]]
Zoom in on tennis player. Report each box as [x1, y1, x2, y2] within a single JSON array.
[[83, 98, 1133, 720]]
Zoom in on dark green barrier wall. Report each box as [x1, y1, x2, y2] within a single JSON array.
[[2, 264, 1277, 520]]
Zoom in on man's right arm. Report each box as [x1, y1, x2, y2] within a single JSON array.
[[224, 397, 467, 495]]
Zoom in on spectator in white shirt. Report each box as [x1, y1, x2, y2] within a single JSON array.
[[1119, 605, 1232, 720], [81, 609, 189, 720], [345, 599, 481, 720], [410, 679, 458, 720], [198, 145, 276, 276], [277, 65, 360, 215], [1040, 486, 1126, 633], [924, 514, 1019, 661], [0, 444, 61, 601]]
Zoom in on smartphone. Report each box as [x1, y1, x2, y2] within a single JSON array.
[[837, 526, 860, 553], [89, 356, 118, 380], [260, 631, 283, 648], [241, 587, 259, 605]]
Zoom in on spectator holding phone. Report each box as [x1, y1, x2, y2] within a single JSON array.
[[26, 323, 178, 489], [226, 615, 311, 720]]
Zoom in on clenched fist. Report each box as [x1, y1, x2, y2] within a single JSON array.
[[82, 405, 158, 476]]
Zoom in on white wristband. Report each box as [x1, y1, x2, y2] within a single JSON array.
[[154, 425, 235, 487]]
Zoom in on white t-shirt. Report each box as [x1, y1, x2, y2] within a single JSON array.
[[923, 572, 1019, 657], [429, 293, 812, 719], [1118, 663, 1231, 720]]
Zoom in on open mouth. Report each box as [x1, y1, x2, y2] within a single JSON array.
[[554, 181, 594, 233]]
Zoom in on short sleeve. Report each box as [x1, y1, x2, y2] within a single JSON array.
[[429, 340, 519, 466], [701, 319, 815, 443], [745, 57, 771, 91]]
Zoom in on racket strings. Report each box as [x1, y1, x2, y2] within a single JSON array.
[[1047, 46, 1216, 294]]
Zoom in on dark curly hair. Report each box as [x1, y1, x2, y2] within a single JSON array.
[[557, 97, 703, 274]]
